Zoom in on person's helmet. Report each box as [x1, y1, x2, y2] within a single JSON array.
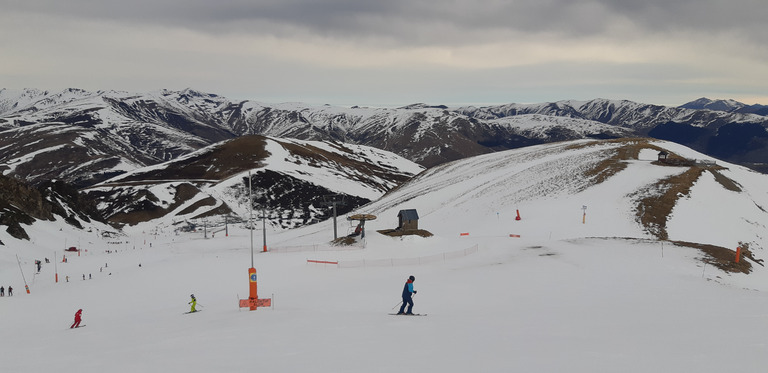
[[409, 275, 415, 281], [190, 294, 195, 298]]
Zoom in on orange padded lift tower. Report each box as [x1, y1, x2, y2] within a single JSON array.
[[240, 268, 271, 310], [249, 267, 258, 310]]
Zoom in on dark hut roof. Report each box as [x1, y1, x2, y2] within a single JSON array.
[[398, 209, 419, 220]]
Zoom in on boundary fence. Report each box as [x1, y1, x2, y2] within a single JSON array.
[[269, 243, 364, 253], [327, 244, 479, 268]]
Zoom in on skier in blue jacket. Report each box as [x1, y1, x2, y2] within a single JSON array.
[[397, 275, 417, 315]]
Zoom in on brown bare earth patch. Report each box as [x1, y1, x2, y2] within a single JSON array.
[[651, 151, 740, 193], [634, 167, 705, 240], [279, 140, 413, 189], [565, 137, 649, 153], [571, 138, 669, 186], [331, 236, 359, 246], [177, 196, 217, 216], [671, 240, 755, 274], [191, 203, 234, 220], [708, 169, 742, 192], [329, 225, 435, 246], [109, 183, 203, 225], [569, 139, 759, 272], [591, 237, 759, 274], [570, 139, 742, 243], [113, 135, 269, 183], [376, 229, 434, 238], [634, 162, 738, 240]]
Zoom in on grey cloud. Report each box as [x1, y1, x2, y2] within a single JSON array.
[[602, 0, 766, 33], [4, 0, 766, 45]]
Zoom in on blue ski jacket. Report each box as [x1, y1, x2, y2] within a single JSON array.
[[402, 279, 415, 298]]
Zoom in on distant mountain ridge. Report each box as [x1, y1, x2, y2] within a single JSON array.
[[3, 87, 768, 243], [456, 98, 767, 128], [1, 88, 767, 186], [680, 97, 768, 116]]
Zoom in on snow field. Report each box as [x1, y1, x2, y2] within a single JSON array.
[[5, 226, 768, 372], [3, 139, 768, 372]]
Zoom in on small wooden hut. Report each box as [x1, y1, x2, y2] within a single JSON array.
[[397, 209, 419, 231]]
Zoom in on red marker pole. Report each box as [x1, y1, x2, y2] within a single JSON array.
[[249, 267, 258, 310], [735, 246, 742, 263], [16, 254, 30, 294]]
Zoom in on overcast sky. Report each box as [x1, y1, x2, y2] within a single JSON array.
[[1, 0, 766, 107]]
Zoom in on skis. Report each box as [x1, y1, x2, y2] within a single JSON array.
[[184, 310, 201, 314], [70, 325, 86, 329], [388, 313, 427, 316]]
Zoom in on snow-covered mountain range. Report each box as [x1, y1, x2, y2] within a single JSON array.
[[680, 97, 768, 116], [3, 88, 766, 191], [1, 88, 767, 242]]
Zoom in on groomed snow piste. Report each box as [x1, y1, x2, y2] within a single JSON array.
[[2, 139, 768, 372]]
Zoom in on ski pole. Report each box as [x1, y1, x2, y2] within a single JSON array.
[[391, 293, 416, 310]]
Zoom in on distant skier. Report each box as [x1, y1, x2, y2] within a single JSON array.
[[70, 309, 83, 328], [189, 294, 197, 313], [397, 275, 417, 315], [7, 286, 12, 296], [0, 286, 4, 296]]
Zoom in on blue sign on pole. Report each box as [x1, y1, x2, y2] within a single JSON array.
[[250, 273, 258, 282]]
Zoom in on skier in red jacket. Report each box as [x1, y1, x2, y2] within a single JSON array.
[[70, 309, 83, 328]]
